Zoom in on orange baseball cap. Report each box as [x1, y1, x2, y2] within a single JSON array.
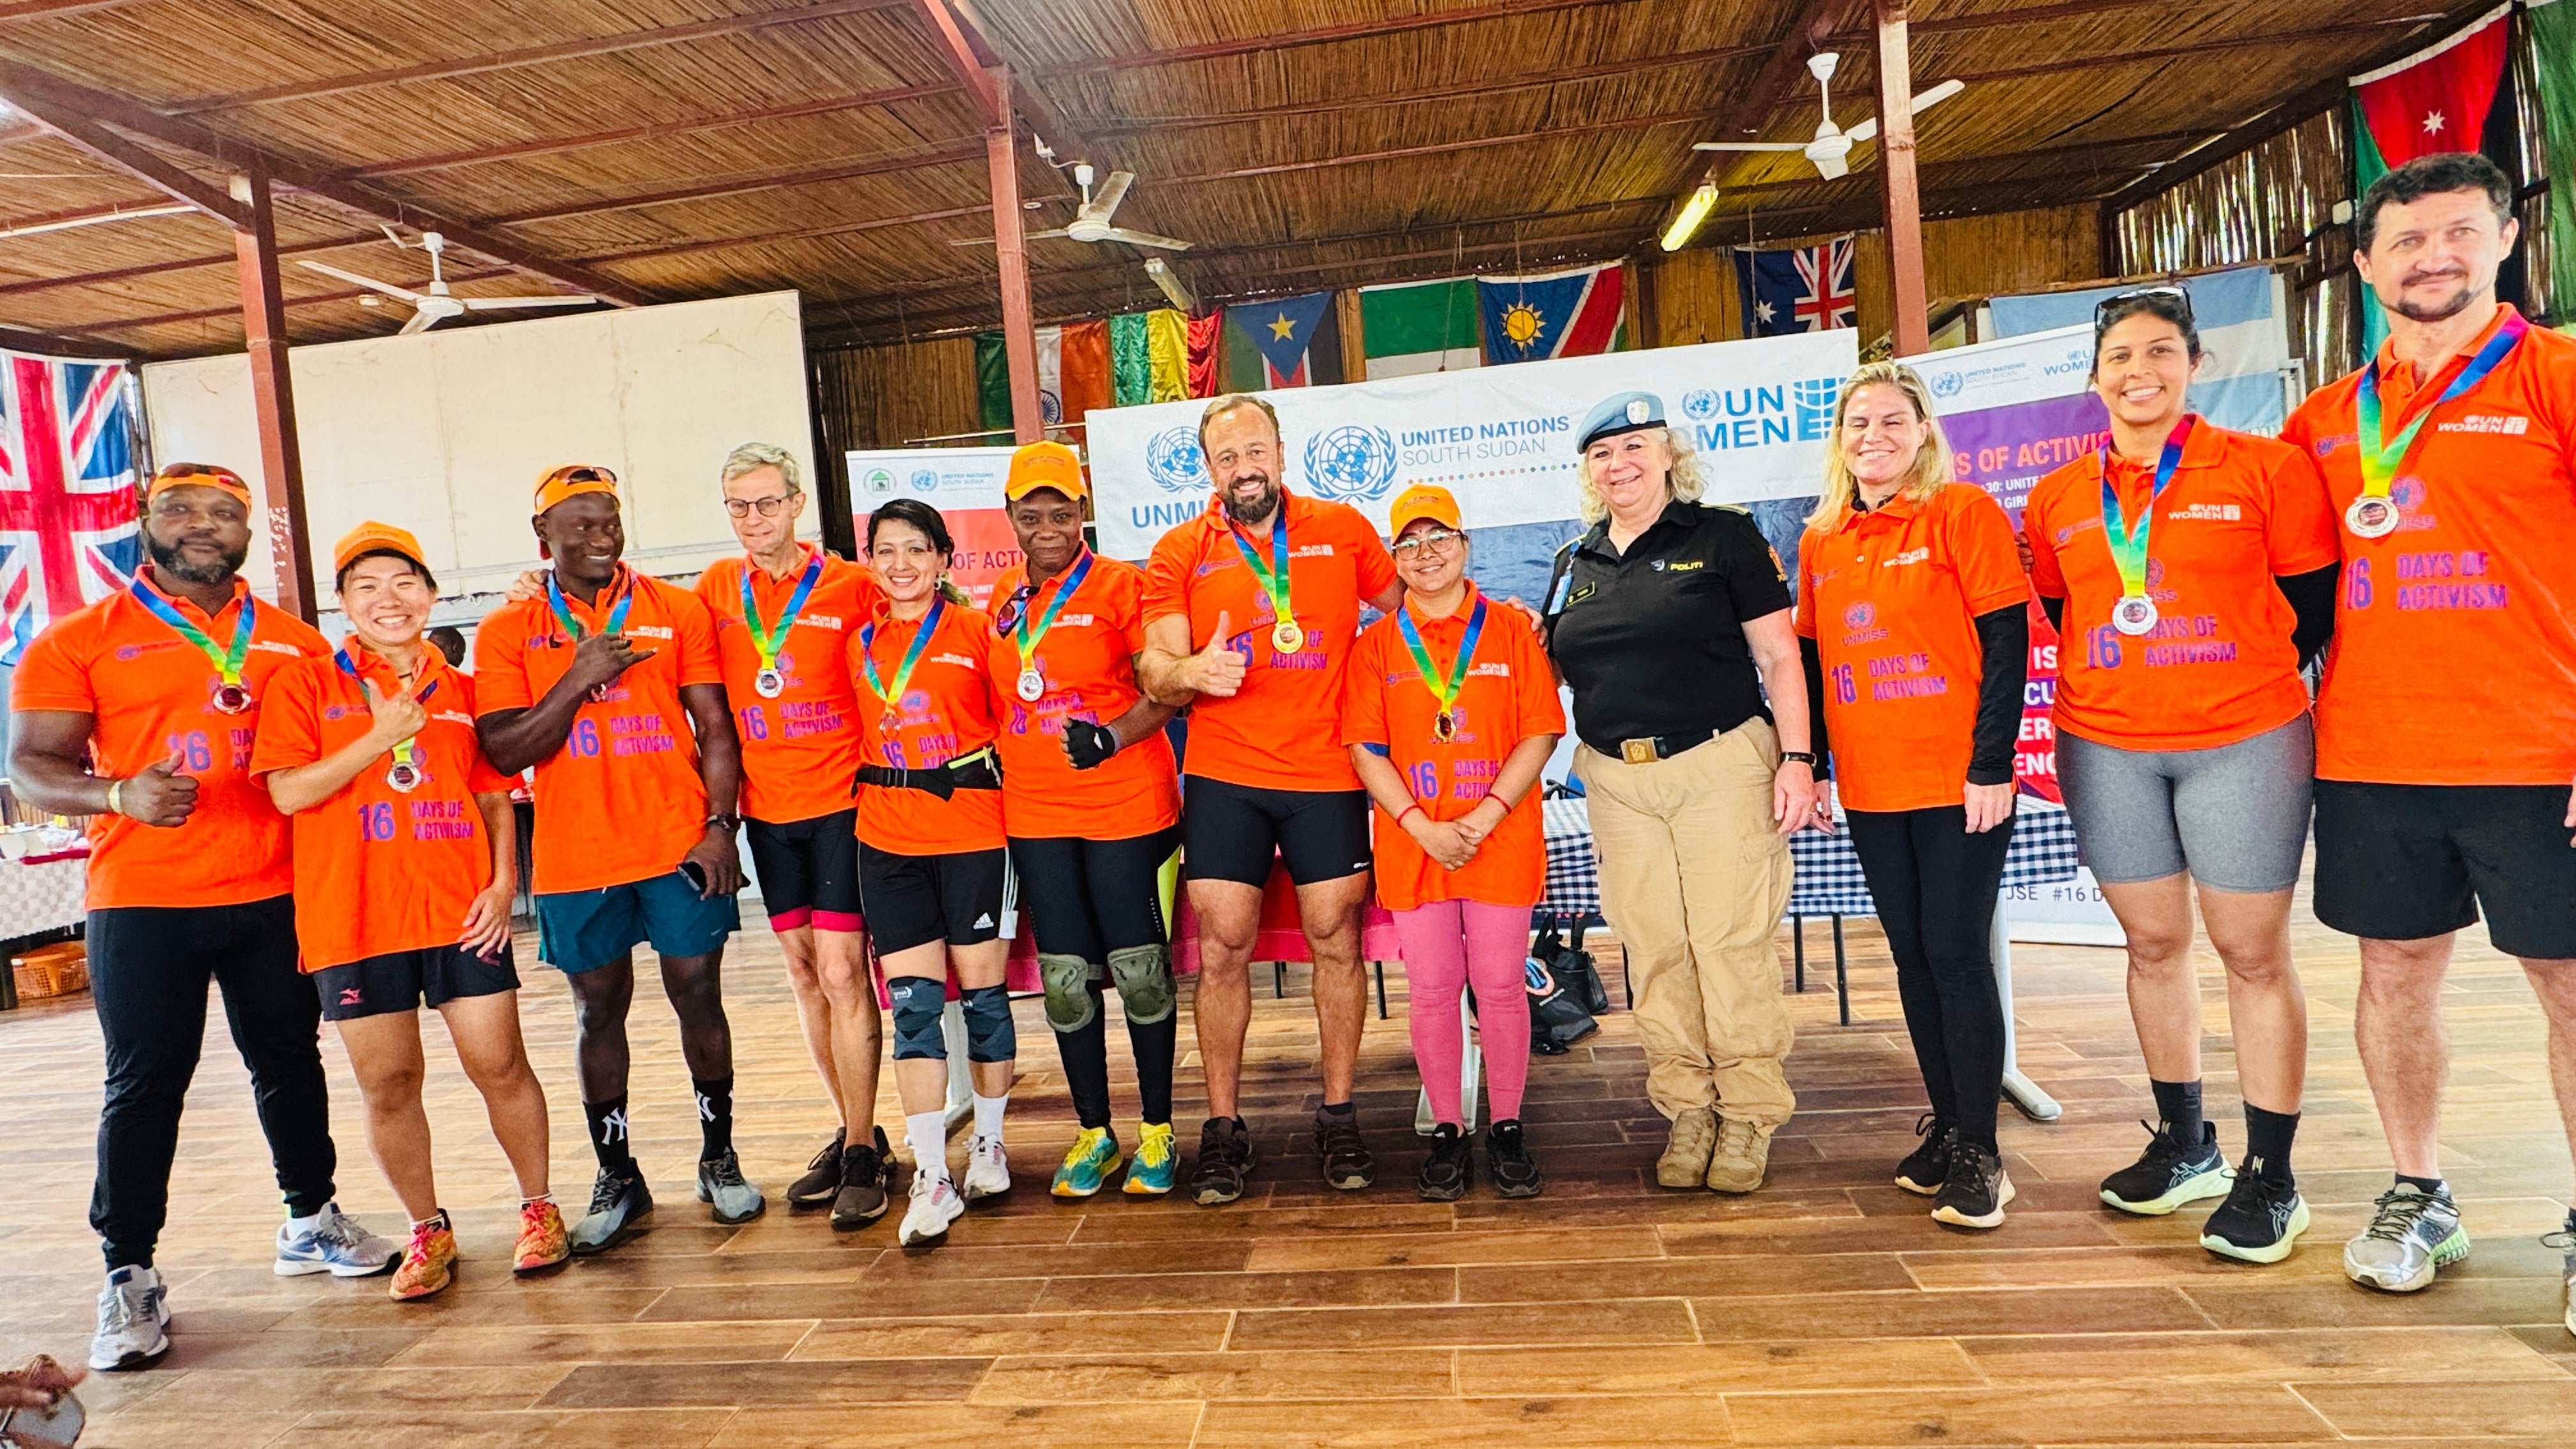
[[533, 463, 620, 515], [147, 462, 252, 507], [332, 521, 429, 580], [1004, 440, 1087, 502], [1388, 483, 1461, 533]]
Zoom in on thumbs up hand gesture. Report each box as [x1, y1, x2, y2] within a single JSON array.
[[1183, 610, 1249, 698], [361, 675, 430, 749], [121, 746, 201, 827]]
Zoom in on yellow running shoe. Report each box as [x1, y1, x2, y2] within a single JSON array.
[[1124, 1121, 1179, 1195], [389, 1218, 457, 1301], [514, 1199, 570, 1273], [1052, 1126, 1123, 1198]]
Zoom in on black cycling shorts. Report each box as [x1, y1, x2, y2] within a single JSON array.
[[857, 841, 1007, 956], [1180, 775, 1372, 888], [746, 809, 862, 931], [2313, 781, 2576, 959], [1008, 827, 1179, 962], [313, 941, 520, 1022]]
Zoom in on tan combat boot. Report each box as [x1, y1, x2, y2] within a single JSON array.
[[1706, 1116, 1774, 1194], [1655, 1106, 1718, 1188]]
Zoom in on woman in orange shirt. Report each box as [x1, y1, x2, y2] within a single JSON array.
[[1795, 362, 2030, 1230], [1346, 486, 1563, 1200], [251, 523, 565, 1300], [2024, 288, 2338, 1266], [981, 443, 1186, 1199], [848, 498, 1013, 1250]]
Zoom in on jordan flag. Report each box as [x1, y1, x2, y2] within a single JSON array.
[[2351, 3, 2524, 347]]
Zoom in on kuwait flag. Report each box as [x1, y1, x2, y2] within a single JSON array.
[[2351, 3, 2523, 348], [1221, 291, 1342, 390], [1476, 263, 1626, 365], [1358, 278, 1481, 378]]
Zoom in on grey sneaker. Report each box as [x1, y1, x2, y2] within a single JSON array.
[[273, 1202, 397, 1277], [89, 1264, 169, 1371], [571, 1168, 654, 1255], [2543, 1212, 2574, 1338], [695, 1149, 766, 1225], [2344, 1182, 2469, 1292]]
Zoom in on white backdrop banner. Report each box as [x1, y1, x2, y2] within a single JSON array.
[[844, 446, 1018, 608]]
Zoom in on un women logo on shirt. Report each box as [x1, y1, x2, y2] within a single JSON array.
[[1147, 427, 1207, 495], [1303, 425, 1399, 502]]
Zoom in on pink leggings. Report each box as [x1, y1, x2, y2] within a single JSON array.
[[1392, 900, 1533, 1124]]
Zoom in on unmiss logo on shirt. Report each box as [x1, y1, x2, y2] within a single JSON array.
[[1303, 425, 1399, 502], [1147, 427, 1206, 495], [1844, 601, 1875, 629]]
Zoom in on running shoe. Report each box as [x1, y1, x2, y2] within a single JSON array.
[[2544, 1211, 2575, 1338], [88, 1265, 169, 1372], [571, 1168, 654, 1256], [1706, 1117, 1772, 1195], [388, 1218, 459, 1301], [2344, 1181, 2469, 1292], [696, 1149, 766, 1225], [788, 1128, 848, 1209], [513, 1200, 571, 1273], [1894, 1114, 1956, 1197], [1931, 1140, 2014, 1229], [832, 1128, 893, 1231], [898, 1171, 964, 1249], [2098, 1120, 2231, 1216], [2199, 1165, 2309, 1264], [961, 1134, 1012, 1202], [1417, 1123, 1471, 1202], [1315, 1107, 1375, 1191], [1123, 1122, 1178, 1196], [1486, 1119, 1543, 1199], [1191, 1117, 1255, 1206], [1051, 1127, 1123, 1199], [274, 1202, 397, 1277]]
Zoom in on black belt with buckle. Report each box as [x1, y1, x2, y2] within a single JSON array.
[[1613, 728, 1713, 765]]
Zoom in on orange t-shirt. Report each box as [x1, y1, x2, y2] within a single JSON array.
[[2283, 305, 2576, 785], [981, 554, 1181, 842], [1142, 491, 1399, 792], [2023, 417, 2336, 752], [694, 547, 878, 825], [470, 567, 723, 894], [1341, 585, 1566, 911], [848, 597, 1005, 855], [1794, 484, 2031, 813], [249, 645, 515, 971], [10, 574, 328, 910]]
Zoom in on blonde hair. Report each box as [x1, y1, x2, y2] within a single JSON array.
[[719, 441, 802, 495], [1575, 427, 1705, 525], [1807, 362, 1952, 527]]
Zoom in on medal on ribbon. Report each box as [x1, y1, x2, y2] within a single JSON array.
[[2350, 310, 2528, 539], [1397, 594, 1488, 746], [129, 576, 258, 712], [2097, 417, 2194, 638], [1228, 509, 1301, 654], [1011, 550, 1092, 704], [545, 569, 634, 702], [334, 648, 441, 792], [739, 549, 824, 700], [858, 595, 946, 750]]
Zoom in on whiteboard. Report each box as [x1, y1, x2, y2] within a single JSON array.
[[140, 291, 815, 608]]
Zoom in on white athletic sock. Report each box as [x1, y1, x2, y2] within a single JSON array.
[[907, 1110, 950, 1184], [283, 1208, 328, 1237], [972, 1091, 1008, 1142]]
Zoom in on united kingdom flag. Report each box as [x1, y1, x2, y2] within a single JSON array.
[[1733, 236, 1859, 337], [0, 351, 143, 664]]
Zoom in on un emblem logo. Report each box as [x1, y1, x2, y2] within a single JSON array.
[[1844, 601, 1874, 629], [1146, 427, 1206, 495], [908, 469, 938, 494], [1680, 389, 1720, 421], [1928, 370, 1965, 400], [1302, 425, 1399, 502]]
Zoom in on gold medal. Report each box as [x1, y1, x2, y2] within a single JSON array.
[[1271, 617, 1304, 654], [1432, 710, 1457, 744]]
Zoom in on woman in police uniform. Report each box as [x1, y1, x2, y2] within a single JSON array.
[[1542, 391, 1820, 1197]]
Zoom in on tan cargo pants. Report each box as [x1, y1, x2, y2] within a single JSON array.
[[1578, 719, 1795, 1127]]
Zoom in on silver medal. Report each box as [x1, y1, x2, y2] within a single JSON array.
[[2111, 594, 2159, 636], [2344, 494, 2402, 539], [384, 760, 422, 792], [754, 666, 785, 699], [1016, 667, 1045, 702]]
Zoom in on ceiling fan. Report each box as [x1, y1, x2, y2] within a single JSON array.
[[951, 162, 1193, 251], [1693, 52, 1965, 181], [298, 229, 600, 335]]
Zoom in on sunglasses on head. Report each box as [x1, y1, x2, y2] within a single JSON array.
[[542, 465, 617, 487], [2094, 285, 2194, 328], [992, 583, 1036, 634]]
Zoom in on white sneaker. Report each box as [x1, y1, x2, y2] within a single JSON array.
[[275, 1202, 397, 1277], [90, 1264, 170, 1371], [961, 1134, 1011, 1202], [898, 1172, 964, 1248]]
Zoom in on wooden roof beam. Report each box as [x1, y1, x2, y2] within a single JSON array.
[[1039, 0, 1622, 78], [75, 264, 519, 334], [0, 82, 249, 229], [473, 139, 985, 226], [341, 81, 962, 179]]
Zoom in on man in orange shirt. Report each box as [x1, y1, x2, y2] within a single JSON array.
[[2281, 153, 2576, 1321], [9, 464, 394, 1372], [1138, 394, 1401, 1204], [473, 465, 756, 1255]]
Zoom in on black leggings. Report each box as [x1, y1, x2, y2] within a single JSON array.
[[1843, 806, 2014, 1150], [1008, 827, 1180, 1129]]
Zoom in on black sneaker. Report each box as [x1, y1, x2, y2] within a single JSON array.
[[1315, 1108, 1375, 1191], [2199, 1162, 2310, 1264], [1418, 1123, 1471, 1201], [1485, 1119, 1543, 1200], [1894, 1113, 1955, 1197], [1931, 1140, 2014, 1229], [788, 1128, 847, 1210], [1191, 1117, 1256, 1207], [2099, 1120, 2231, 1216], [569, 1168, 653, 1255], [832, 1128, 894, 1232]]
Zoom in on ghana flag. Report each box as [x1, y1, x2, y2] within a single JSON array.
[[2351, 3, 2524, 349]]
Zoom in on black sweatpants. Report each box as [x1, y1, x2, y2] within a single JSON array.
[[87, 895, 337, 1269], [1007, 828, 1180, 1130], [1842, 806, 2014, 1150]]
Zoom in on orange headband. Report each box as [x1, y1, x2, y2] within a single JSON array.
[[147, 462, 252, 507]]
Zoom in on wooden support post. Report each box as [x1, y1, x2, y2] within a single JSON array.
[[1873, 0, 1931, 358], [983, 67, 1042, 444], [228, 162, 316, 620]]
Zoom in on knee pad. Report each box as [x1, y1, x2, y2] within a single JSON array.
[[886, 977, 949, 1061], [1038, 953, 1101, 1033], [960, 983, 1017, 1063], [1107, 944, 1176, 1025]]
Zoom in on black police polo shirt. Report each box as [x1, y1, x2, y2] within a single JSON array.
[[1542, 498, 1793, 755]]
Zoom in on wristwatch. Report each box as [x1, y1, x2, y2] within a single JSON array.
[[1779, 751, 1819, 767], [703, 813, 740, 834]]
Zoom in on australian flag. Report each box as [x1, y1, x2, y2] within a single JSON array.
[[1733, 236, 1858, 337], [0, 352, 143, 664]]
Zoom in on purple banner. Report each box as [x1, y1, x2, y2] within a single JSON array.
[[1942, 392, 2110, 523]]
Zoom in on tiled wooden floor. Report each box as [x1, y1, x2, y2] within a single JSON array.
[[2, 878, 2570, 1447]]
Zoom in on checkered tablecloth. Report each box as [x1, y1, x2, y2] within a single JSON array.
[[0, 854, 88, 939], [1538, 796, 2080, 922]]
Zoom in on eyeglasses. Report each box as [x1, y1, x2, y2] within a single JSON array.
[[1390, 528, 1464, 558], [723, 494, 794, 518], [2094, 284, 2193, 328]]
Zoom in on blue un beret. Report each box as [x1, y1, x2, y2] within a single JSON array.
[[1577, 390, 1665, 451]]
